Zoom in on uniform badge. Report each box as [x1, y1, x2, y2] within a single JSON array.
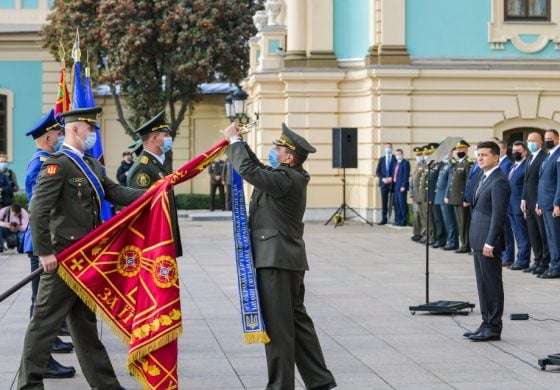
[[45, 164, 59, 176], [140, 156, 149, 165], [136, 173, 151, 187], [39, 156, 47, 162]]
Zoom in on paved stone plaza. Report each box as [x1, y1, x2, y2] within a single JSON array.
[[0, 215, 559, 389]]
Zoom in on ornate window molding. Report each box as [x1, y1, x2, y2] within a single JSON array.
[[0, 89, 14, 157], [489, 0, 560, 52]]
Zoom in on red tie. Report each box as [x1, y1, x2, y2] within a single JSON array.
[[393, 162, 400, 182]]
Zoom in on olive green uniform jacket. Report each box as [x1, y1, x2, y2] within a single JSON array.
[[127, 149, 182, 257]]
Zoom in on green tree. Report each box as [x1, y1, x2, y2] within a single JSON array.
[[43, 0, 262, 139]]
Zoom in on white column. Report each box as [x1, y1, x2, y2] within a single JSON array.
[[284, 0, 307, 66], [366, 0, 409, 65], [306, 0, 337, 67]]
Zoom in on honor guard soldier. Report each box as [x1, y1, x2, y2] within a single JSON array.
[[18, 107, 144, 389], [424, 142, 447, 248], [411, 146, 426, 241], [222, 123, 337, 390], [445, 140, 473, 254], [435, 151, 459, 250], [127, 111, 182, 257], [417, 145, 433, 244]]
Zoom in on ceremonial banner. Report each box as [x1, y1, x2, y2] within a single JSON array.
[[54, 67, 70, 115], [56, 140, 228, 390], [230, 168, 270, 344]]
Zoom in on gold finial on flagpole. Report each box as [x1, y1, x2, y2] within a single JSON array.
[[85, 50, 90, 78], [59, 40, 66, 69], [71, 28, 81, 62]]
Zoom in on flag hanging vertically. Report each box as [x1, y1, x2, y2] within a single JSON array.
[[54, 43, 70, 115], [70, 31, 113, 221], [56, 139, 228, 390]]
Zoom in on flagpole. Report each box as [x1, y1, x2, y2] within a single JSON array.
[[0, 267, 43, 303]]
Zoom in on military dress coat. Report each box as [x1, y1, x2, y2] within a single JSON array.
[[127, 149, 182, 257]]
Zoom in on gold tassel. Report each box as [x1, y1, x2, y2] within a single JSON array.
[[244, 331, 270, 344]]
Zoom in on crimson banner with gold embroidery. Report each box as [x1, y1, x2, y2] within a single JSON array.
[[55, 140, 228, 390]]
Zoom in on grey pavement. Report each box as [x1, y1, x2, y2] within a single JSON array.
[[1, 214, 559, 389]]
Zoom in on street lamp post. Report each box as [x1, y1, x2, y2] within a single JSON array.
[[224, 86, 258, 125]]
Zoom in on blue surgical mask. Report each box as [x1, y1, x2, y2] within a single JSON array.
[[268, 147, 280, 168], [54, 136, 65, 152], [385, 147, 393, 155], [527, 141, 538, 153], [396, 155, 403, 162], [0, 162, 7, 170], [83, 131, 97, 150], [415, 156, 424, 163], [161, 136, 173, 154]]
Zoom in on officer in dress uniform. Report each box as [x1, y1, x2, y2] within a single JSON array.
[[410, 146, 426, 241], [18, 107, 143, 389], [222, 123, 337, 390], [445, 140, 473, 254], [435, 151, 459, 250], [424, 143, 447, 248], [22, 109, 76, 379], [126, 111, 182, 257]]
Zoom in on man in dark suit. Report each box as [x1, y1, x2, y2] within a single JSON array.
[[507, 141, 531, 270], [537, 129, 560, 278], [464, 141, 511, 341], [392, 148, 410, 226], [521, 132, 550, 275], [208, 158, 225, 211], [497, 140, 515, 266], [223, 123, 336, 390], [375, 143, 397, 225]]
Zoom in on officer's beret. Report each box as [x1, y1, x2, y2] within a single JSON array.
[[273, 123, 316, 157], [456, 139, 470, 148], [25, 109, 63, 139], [134, 111, 171, 137], [59, 107, 102, 128]]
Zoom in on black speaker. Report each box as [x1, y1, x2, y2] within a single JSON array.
[[332, 128, 357, 168]]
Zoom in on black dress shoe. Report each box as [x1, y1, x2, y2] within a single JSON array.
[[377, 221, 387, 225], [442, 245, 458, 251], [44, 356, 75, 378], [501, 260, 513, 267], [509, 262, 529, 271], [469, 328, 500, 341], [310, 382, 337, 390], [539, 270, 560, 279], [463, 325, 484, 338], [454, 248, 469, 254], [52, 337, 73, 354], [523, 263, 539, 273], [418, 238, 427, 244], [411, 235, 422, 241], [534, 265, 548, 275]]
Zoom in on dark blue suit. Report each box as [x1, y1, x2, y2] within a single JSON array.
[[391, 159, 410, 226], [508, 159, 530, 266], [499, 156, 515, 262], [470, 167, 511, 333], [538, 147, 560, 273], [376, 154, 397, 223], [464, 163, 481, 205]]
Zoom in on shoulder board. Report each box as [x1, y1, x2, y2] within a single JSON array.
[[140, 155, 149, 165], [450, 158, 457, 163], [466, 157, 474, 163], [39, 156, 47, 162]]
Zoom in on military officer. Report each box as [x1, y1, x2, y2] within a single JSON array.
[[222, 123, 336, 390], [410, 146, 426, 241], [417, 145, 434, 244], [127, 111, 182, 257], [445, 140, 473, 254], [22, 109, 76, 379], [18, 107, 144, 389], [424, 143, 447, 248]]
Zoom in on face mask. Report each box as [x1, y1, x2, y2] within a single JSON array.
[[161, 136, 173, 154], [0, 162, 7, 170], [396, 155, 403, 162], [457, 151, 466, 159], [527, 141, 538, 153], [83, 131, 97, 150], [268, 147, 280, 168], [512, 152, 522, 162], [415, 156, 424, 163], [385, 147, 393, 155], [54, 136, 65, 152], [545, 140, 555, 150]]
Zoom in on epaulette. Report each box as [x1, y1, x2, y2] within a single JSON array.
[[467, 157, 474, 163], [39, 156, 47, 162], [140, 155, 149, 165], [450, 158, 457, 164]]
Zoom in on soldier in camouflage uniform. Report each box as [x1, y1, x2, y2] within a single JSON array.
[[445, 140, 472, 254]]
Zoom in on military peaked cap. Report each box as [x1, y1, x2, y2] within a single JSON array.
[[413, 146, 424, 156], [456, 139, 470, 148], [273, 123, 316, 157], [134, 111, 171, 136], [59, 107, 102, 128], [26, 109, 63, 139]]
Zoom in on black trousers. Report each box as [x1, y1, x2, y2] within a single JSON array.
[[473, 250, 504, 332], [379, 186, 391, 223], [257, 268, 335, 390], [209, 182, 224, 210], [525, 207, 550, 267]]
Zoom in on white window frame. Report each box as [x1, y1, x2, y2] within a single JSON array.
[[0, 89, 14, 160]]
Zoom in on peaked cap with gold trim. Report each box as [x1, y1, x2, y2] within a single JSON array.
[[26, 109, 63, 139], [134, 110, 171, 136], [273, 123, 316, 157], [59, 107, 102, 128]]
